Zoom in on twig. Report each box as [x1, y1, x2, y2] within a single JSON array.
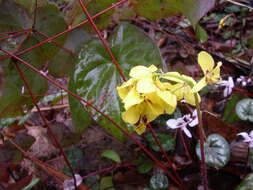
[[77, 0, 126, 82], [13, 61, 78, 190], [0, 47, 183, 188], [225, 0, 253, 10]]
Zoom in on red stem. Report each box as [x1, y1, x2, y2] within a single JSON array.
[[179, 130, 192, 161], [13, 62, 78, 189], [0, 48, 182, 188], [82, 163, 133, 180], [35, 30, 76, 55], [9, 0, 128, 59], [77, 0, 126, 82], [147, 124, 186, 190]]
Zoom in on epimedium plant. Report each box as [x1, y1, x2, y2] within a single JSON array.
[[1, 0, 251, 189]]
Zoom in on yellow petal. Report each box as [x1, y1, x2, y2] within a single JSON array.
[[161, 72, 184, 83], [184, 92, 200, 106], [148, 65, 158, 72], [129, 65, 151, 78], [210, 61, 222, 84], [171, 83, 184, 100], [157, 90, 177, 108], [144, 101, 164, 122], [133, 123, 146, 135], [122, 105, 140, 124], [191, 77, 207, 93], [123, 87, 143, 110], [198, 51, 214, 74], [136, 78, 157, 93], [117, 78, 136, 100]]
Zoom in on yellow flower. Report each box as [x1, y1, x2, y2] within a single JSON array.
[[161, 72, 200, 106], [192, 51, 222, 92], [117, 65, 177, 135]]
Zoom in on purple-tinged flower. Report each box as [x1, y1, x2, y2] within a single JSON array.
[[237, 76, 251, 87], [217, 77, 234, 97], [166, 110, 198, 138], [237, 131, 253, 148], [63, 174, 82, 190]]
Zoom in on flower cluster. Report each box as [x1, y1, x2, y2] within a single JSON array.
[[117, 51, 222, 135]]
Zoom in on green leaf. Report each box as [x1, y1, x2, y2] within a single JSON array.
[[0, 61, 48, 118], [68, 23, 163, 140], [223, 94, 246, 123], [249, 148, 253, 171], [236, 98, 253, 122], [195, 24, 208, 43], [84, 175, 100, 190], [137, 161, 153, 174], [14, 0, 47, 13], [100, 176, 115, 190], [146, 133, 175, 152], [48, 29, 90, 78], [130, 0, 215, 28], [235, 173, 253, 190], [134, 155, 154, 174], [196, 134, 230, 169], [22, 178, 40, 190], [0, 0, 31, 32], [65, 0, 119, 31], [22, 4, 67, 65], [64, 147, 85, 176], [101, 150, 121, 163], [150, 173, 169, 190]]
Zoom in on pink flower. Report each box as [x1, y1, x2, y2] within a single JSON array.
[[166, 110, 198, 138], [237, 131, 253, 148]]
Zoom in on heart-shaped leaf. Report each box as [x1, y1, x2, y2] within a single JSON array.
[[236, 98, 253, 122], [196, 134, 230, 169], [101, 150, 121, 163], [222, 94, 246, 123], [130, 0, 215, 28], [235, 173, 253, 190], [68, 23, 163, 140], [150, 173, 169, 190], [48, 29, 90, 78], [146, 133, 175, 152]]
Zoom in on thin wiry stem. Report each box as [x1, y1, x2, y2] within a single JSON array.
[[13, 61, 78, 190], [147, 124, 186, 190], [78, 0, 126, 81], [0, 47, 182, 188], [194, 93, 208, 190]]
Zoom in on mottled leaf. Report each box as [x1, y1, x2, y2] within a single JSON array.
[[223, 94, 246, 123], [235, 173, 253, 190], [146, 133, 175, 152], [196, 134, 230, 169], [150, 173, 169, 190], [236, 98, 253, 122]]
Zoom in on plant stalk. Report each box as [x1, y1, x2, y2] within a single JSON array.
[[194, 93, 208, 190]]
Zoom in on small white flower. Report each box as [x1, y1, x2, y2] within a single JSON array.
[[237, 131, 253, 148], [217, 77, 234, 97], [237, 76, 251, 87], [63, 174, 83, 190], [166, 110, 199, 138]]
